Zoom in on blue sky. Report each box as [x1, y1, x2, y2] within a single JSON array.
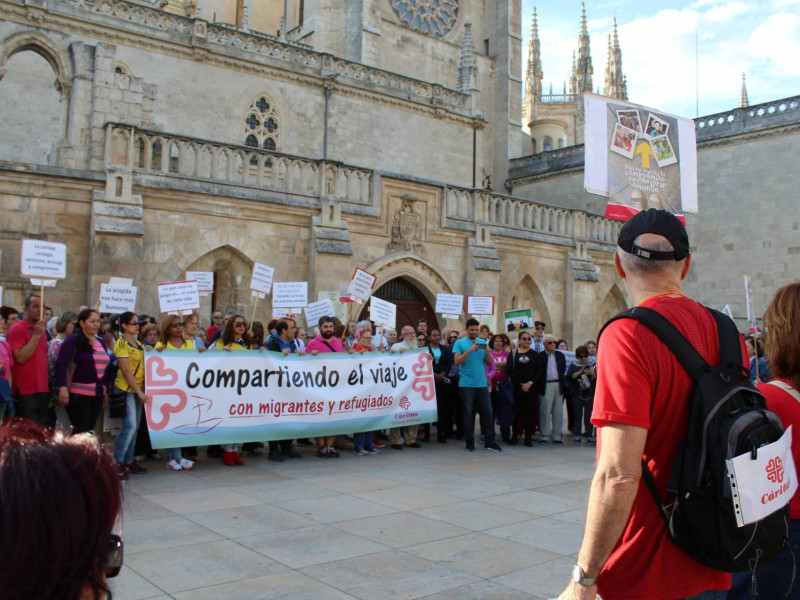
[[521, 0, 800, 118]]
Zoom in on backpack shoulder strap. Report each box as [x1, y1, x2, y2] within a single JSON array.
[[599, 306, 709, 381], [707, 309, 747, 373]]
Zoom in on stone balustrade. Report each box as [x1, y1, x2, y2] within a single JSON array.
[[105, 124, 372, 204], [105, 124, 618, 248], [695, 95, 800, 143], [445, 184, 618, 246]]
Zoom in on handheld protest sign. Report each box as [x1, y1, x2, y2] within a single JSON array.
[[583, 93, 697, 222], [250, 263, 275, 296], [370, 296, 396, 329], [435, 293, 463, 320], [21, 239, 67, 316], [466, 296, 495, 316], [304, 298, 335, 329], [99, 283, 138, 313], [158, 280, 200, 315], [272, 282, 308, 312], [503, 308, 534, 333], [187, 271, 214, 294], [347, 268, 376, 304]]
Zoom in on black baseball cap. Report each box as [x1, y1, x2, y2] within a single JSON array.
[[617, 209, 690, 261]]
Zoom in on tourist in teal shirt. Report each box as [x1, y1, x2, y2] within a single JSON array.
[[452, 318, 502, 453]]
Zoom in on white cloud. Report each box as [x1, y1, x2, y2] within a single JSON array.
[[702, 1, 751, 22]]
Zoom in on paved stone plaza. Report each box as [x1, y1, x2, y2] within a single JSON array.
[[112, 439, 597, 600]]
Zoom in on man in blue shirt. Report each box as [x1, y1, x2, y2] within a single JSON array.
[[262, 318, 303, 461], [452, 318, 502, 452]]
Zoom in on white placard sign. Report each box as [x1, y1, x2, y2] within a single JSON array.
[[347, 268, 377, 301], [250, 263, 275, 294], [99, 283, 138, 313], [435, 293, 463, 319], [466, 295, 495, 315], [186, 271, 214, 292], [370, 297, 396, 328], [21, 239, 67, 279], [0, 286, 3, 305], [272, 282, 308, 308], [30, 279, 57, 287], [727, 425, 796, 527], [157, 280, 200, 314], [304, 298, 335, 328]]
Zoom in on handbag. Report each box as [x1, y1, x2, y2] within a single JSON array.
[[108, 351, 142, 419]]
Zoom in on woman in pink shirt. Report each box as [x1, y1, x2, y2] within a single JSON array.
[[0, 317, 13, 419]]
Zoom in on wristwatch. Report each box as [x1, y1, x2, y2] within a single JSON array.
[[572, 564, 598, 587]]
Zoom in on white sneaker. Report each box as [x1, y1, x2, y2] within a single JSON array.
[[166, 459, 182, 471], [178, 458, 194, 470]]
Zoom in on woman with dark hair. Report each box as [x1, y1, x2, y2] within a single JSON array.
[[745, 335, 771, 384], [729, 282, 800, 599], [507, 331, 539, 446], [249, 321, 265, 349], [489, 333, 514, 443], [0, 419, 123, 600], [112, 311, 147, 480], [213, 314, 251, 465], [47, 311, 76, 400], [426, 328, 453, 443], [565, 345, 596, 445], [55, 308, 111, 435]]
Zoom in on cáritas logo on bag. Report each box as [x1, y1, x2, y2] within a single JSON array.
[[762, 457, 791, 505]]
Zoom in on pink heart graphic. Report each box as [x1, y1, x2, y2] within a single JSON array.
[[145, 389, 188, 431], [146, 356, 179, 388], [411, 353, 433, 376]]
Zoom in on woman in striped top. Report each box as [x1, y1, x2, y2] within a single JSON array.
[[55, 308, 111, 434]]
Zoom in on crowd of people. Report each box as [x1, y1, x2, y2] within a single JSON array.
[[0, 294, 602, 478]]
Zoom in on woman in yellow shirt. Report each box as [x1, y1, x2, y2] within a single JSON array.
[[214, 314, 252, 466], [111, 312, 147, 480], [155, 314, 196, 472]]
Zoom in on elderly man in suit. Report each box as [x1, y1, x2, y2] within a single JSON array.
[[537, 333, 567, 445]]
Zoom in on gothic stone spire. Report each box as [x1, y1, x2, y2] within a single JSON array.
[[458, 23, 476, 93], [604, 19, 627, 100], [525, 7, 543, 103], [739, 72, 750, 108], [575, 3, 593, 95]]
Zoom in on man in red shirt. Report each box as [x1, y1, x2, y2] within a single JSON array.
[[559, 210, 732, 600], [7, 295, 50, 423], [306, 316, 346, 458]]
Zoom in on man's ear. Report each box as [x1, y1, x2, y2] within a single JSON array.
[[680, 254, 692, 280], [614, 252, 626, 279]]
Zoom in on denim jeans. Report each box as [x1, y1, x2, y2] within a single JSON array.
[[680, 590, 727, 600], [460, 386, 495, 445], [113, 390, 142, 464], [353, 431, 374, 451]]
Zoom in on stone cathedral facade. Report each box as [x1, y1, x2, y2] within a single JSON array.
[[0, 0, 627, 345], [1, 0, 795, 339]]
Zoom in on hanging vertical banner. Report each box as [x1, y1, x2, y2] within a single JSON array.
[[584, 93, 697, 221]]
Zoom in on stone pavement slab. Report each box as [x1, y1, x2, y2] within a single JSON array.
[[112, 439, 597, 599]]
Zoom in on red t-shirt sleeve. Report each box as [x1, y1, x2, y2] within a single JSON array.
[[592, 319, 652, 431], [6, 322, 27, 353]]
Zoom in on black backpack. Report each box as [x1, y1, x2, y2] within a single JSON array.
[[600, 306, 790, 573]]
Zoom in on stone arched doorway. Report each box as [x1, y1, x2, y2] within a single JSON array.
[[359, 277, 438, 332]]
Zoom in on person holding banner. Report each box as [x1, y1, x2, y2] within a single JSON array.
[[350, 326, 381, 455], [183, 312, 206, 351], [729, 282, 800, 600], [55, 309, 111, 435], [426, 329, 453, 444], [213, 314, 251, 465], [154, 315, 196, 472], [112, 312, 147, 479], [7, 295, 50, 424], [306, 316, 344, 458]]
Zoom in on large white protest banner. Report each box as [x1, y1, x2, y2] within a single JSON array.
[[304, 298, 335, 328], [435, 293, 463, 319], [584, 93, 697, 221], [370, 297, 396, 328], [21, 239, 67, 279], [186, 271, 214, 293], [347, 268, 376, 302], [466, 296, 495, 316], [144, 349, 438, 448], [272, 282, 308, 308], [99, 283, 138, 313], [158, 280, 200, 314], [250, 263, 275, 295]]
